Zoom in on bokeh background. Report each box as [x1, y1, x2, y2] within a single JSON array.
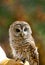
[[0, 0, 45, 65]]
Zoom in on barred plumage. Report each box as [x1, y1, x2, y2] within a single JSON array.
[[9, 21, 39, 65]]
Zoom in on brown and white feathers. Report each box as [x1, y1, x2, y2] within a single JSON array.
[[9, 21, 39, 65]]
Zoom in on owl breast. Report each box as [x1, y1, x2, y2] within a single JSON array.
[[12, 43, 38, 64], [13, 44, 30, 60]]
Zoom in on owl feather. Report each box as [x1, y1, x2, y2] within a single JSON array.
[[9, 21, 39, 65]]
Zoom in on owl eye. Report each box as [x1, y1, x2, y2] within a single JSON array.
[[24, 28, 28, 31], [16, 29, 20, 32]]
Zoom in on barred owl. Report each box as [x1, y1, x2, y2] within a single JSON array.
[[9, 21, 39, 65]]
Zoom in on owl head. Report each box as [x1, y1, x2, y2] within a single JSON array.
[[9, 21, 33, 45], [9, 21, 32, 37]]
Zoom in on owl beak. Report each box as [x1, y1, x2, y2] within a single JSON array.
[[20, 33, 23, 37], [22, 33, 24, 36], [20, 32, 24, 37]]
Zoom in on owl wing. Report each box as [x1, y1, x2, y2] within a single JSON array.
[[28, 35, 39, 65], [29, 44, 39, 65]]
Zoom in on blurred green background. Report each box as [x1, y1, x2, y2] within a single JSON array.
[[0, 0, 45, 65]]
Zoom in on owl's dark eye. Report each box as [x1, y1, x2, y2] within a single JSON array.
[[24, 28, 28, 31], [16, 29, 20, 32]]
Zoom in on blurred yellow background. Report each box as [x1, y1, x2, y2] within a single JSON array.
[[0, 0, 45, 65]]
